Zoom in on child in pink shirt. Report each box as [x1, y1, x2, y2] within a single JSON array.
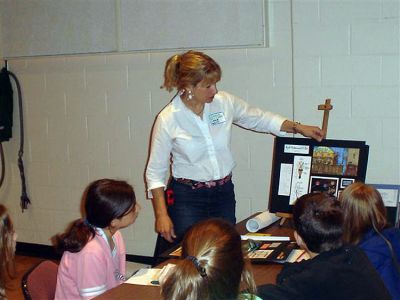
[[54, 179, 140, 300]]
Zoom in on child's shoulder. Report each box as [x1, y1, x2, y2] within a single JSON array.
[[238, 293, 263, 300]]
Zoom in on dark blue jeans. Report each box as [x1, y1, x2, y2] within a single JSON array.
[[153, 177, 236, 259], [169, 177, 236, 239]]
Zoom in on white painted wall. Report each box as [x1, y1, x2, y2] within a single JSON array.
[[0, 0, 398, 256]]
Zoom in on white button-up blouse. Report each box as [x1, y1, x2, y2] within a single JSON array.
[[145, 91, 287, 197]]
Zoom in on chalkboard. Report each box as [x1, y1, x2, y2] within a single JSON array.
[[268, 137, 369, 214], [0, 0, 117, 57], [1, 0, 267, 58], [120, 0, 266, 51]]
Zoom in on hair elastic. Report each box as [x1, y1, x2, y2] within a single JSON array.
[[0, 211, 7, 222], [186, 255, 207, 277], [83, 218, 93, 228]]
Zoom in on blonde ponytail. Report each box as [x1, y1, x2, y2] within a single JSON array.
[[162, 54, 181, 92], [161, 51, 221, 93]]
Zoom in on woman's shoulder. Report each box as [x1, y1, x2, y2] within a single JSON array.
[[156, 94, 185, 120], [211, 91, 245, 111], [214, 90, 239, 102]]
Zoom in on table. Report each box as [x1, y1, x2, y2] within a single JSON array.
[[95, 217, 294, 300]]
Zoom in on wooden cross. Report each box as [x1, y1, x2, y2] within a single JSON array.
[[318, 99, 333, 137]]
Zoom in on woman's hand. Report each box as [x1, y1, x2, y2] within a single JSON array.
[[281, 120, 325, 142], [150, 187, 176, 242], [155, 214, 176, 243], [298, 124, 325, 142]]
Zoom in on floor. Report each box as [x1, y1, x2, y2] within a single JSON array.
[[6, 255, 44, 300], [6, 255, 149, 300]]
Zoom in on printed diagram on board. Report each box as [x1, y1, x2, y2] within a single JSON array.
[[289, 156, 312, 204]]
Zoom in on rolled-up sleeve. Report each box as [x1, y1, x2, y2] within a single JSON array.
[[230, 93, 287, 136], [145, 115, 173, 198]]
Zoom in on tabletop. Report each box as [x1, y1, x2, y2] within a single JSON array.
[[94, 216, 295, 300]]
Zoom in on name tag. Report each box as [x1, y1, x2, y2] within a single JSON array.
[[209, 112, 226, 125]]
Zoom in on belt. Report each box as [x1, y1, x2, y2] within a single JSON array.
[[174, 174, 232, 190]]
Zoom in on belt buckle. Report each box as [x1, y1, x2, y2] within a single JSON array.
[[205, 181, 216, 188]]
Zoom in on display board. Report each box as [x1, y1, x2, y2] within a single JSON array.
[[269, 137, 369, 214]]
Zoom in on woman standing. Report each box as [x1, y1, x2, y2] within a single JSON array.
[[146, 50, 324, 254]]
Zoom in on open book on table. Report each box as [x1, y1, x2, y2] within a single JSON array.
[[166, 237, 309, 264], [245, 240, 309, 264]]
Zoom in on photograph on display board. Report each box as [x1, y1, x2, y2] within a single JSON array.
[[340, 178, 355, 189], [311, 146, 360, 176], [309, 176, 339, 197]]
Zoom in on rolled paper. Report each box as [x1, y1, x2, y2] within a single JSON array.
[[246, 211, 280, 232]]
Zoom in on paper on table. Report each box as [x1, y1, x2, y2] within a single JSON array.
[[286, 249, 310, 263], [126, 264, 176, 286], [246, 211, 280, 232], [241, 235, 290, 241], [125, 268, 161, 285]]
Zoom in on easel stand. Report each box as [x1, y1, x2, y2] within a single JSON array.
[[276, 212, 293, 226], [275, 99, 333, 226]]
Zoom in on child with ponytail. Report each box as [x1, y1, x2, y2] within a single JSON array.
[[0, 205, 16, 300], [161, 218, 259, 300], [54, 179, 139, 300]]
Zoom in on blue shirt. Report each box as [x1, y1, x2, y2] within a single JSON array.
[[359, 227, 400, 299]]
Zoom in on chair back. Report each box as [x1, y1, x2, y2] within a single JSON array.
[[21, 260, 59, 300]]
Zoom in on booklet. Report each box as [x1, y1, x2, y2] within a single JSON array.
[[166, 238, 309, 264], [245, 240, 309, 264], [126, 263, 176, 286]]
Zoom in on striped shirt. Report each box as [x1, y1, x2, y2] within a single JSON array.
[[55, 228, 126, 300]]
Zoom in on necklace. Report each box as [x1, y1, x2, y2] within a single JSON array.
[[193, 105, 204, 116], [181, 95, 205, 117]]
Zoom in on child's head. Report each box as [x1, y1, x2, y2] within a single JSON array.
[[0, 204, 16, 287], [84, 179, 138, 229], [55, 179, 138, 253], [339, 182, 386, 244], [293, 193, 343, 254], [161, 218, 256, 300]]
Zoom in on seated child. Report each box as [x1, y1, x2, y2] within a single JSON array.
[[258, 192, 391, 300], [0, 205, 17, 300], [161, 218, 260, 300], [340, 182, 400, 299], [54, 179, 140, 300]]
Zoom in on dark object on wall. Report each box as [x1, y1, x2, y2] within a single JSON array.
[[0, 66, 13, 189], [0, 67, 13, 142], [0, 63, 31, 211]]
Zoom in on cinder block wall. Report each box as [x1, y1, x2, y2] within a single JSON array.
[[291, 0, 399, 184], [0, 0, 398, 256]]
